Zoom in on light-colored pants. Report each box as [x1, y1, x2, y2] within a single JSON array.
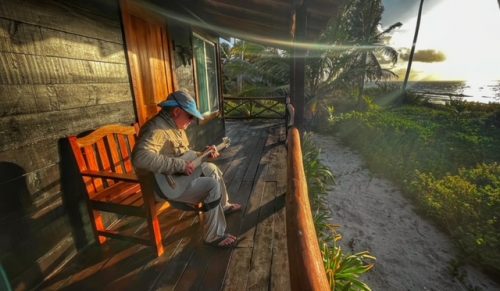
[[171, 162, 230, 243]]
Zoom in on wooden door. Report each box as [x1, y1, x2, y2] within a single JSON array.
[[121, 1, 175, 125]]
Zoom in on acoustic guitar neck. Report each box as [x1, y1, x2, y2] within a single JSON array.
[[158, 137, 231, 193], [191, 138, 230, 168]]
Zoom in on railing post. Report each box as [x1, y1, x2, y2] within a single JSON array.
[[286, 127, 330, 290]]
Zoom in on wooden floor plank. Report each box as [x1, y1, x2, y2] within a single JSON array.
[[200, 180, 255, 290], [220, 180, 255, 291], [270, 198, 289, 291], [246, 182, 277, 291], [242, 130, 270, 182], [269, 138, 289, 291], [236, 163, 269, 247], [216, 121, 248, 174], [223, 124, 266, 187], [237, 126, 284, 244], [221, 247, 254, 291], [222, 122, 287, 290], [145, 214, 202, 290]]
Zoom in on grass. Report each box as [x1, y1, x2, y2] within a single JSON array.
[[329, 102, 500, 275]]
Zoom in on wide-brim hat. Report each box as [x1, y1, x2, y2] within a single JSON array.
[[158, 90, 204, 120]]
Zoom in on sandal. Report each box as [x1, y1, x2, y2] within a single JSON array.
[[205, 234, 240, 248], [224, 203, 242, 215]]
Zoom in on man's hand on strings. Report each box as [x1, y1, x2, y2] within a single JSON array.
[[184, 161, 195, 175], [206, 145, 220, 159]]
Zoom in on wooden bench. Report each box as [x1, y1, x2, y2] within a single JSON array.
[[68, 123, 169, 256]]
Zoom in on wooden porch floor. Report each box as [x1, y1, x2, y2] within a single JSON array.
[[40, 120, 289, 291]]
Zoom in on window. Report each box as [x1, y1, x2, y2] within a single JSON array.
[[192, 33, 220, 116]]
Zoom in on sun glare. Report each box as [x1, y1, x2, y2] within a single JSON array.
[[391, 0, 500, 81]]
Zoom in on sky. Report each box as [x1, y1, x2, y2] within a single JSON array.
[[381, 0, 500, 81]]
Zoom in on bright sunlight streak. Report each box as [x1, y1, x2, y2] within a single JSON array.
[[390, 0, 500, 81]]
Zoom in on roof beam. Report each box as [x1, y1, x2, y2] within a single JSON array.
[[202, 2, 290, 26], [203, 13, 291, 43], [206, 0, 290, 12]]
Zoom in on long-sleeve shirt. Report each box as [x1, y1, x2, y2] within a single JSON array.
[[132, 110, 191, 176]]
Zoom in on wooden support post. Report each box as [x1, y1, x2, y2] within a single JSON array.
[[290, 0, 307, 129]]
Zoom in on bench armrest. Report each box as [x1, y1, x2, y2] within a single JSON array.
[[81, 170, 138, 182]]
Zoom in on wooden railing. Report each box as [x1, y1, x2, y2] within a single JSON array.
[[286, 127, 330, 290], [223, 96, 286, 119]]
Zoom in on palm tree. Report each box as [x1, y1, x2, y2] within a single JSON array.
[[338, 0, 401, 106], [306, 0, 400, 99], [222, 40, 289, 97], [402, 0, 425, 91], [307, 0, 400, 108]]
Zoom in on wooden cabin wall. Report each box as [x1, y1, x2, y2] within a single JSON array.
[[0, 0, 135, 289]]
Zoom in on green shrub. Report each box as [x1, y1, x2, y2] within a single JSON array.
[[412, 163, 500, 271]]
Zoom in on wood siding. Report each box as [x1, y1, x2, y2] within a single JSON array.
[[0, 0, 135, 290]]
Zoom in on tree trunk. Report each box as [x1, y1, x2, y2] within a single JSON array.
[[291, 1, 307, 129], [237, 41, 245, 94], [402, 0, 425, 91], [358, 51, 367, 108]]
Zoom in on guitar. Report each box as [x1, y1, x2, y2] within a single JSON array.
[[154, 137, 231, 199]]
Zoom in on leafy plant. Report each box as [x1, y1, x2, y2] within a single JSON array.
[[412, 163, 500, 270], [323, 226, 376, 291], [221, 40, 289, 97], [305, 0, 400, 106], [302, 132, 335, 235]]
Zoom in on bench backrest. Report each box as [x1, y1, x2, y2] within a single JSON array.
[[68, 124, 139, 198]]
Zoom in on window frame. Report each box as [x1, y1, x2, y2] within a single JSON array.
[[191, 31, 222, 124]]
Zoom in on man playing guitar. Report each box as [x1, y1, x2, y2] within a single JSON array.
[[132, 90, 241, 248]]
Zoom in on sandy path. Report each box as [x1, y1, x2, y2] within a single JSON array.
[[313, 133, 499, 291]]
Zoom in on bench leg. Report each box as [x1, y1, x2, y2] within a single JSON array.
[[147, 216, 164, 256], [91, 210, 108, 244]]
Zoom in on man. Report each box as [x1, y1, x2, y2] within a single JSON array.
[[132, 90, 241, 248]]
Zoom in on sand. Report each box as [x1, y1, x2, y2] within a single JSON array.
[[313, 133, 500, 291]]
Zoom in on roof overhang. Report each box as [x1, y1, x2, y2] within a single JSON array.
[[134, 0, 346, 48]]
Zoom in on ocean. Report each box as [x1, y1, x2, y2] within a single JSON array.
[[396, 80, 500, 104]]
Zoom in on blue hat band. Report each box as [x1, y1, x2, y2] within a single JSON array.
[[165, 92, 204, 120]]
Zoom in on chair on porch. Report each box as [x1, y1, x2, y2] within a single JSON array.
[[68, 123, 220, 257], [68, 123, 168, 256]]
